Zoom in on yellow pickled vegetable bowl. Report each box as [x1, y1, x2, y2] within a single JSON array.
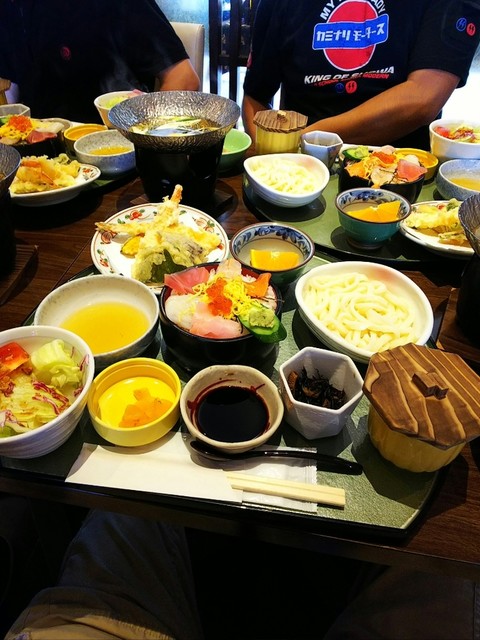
[[87, 358, 181, 447]]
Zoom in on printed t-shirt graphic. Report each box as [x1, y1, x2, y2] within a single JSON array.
[[314, 0, 389, 72]]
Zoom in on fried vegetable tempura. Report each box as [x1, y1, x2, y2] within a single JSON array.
[[95, 185, 222, 284], [405, 198, 469, 246]]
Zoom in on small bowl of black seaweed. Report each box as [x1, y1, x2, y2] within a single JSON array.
[[278, 347, 363, 439]]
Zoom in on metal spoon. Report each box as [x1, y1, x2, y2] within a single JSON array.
[[189, 440, 363, 475]]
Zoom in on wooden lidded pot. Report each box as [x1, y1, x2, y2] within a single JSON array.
[[253, 109, 308, 155], [363, 343, 480, 472]]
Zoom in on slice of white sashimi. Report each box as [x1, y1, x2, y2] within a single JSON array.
[[164, 294, 199, 331]]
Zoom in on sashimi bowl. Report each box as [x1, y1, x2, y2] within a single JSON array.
[[158, 259, 285, 372], [295, 261, 434, 364], [0, 325, 95, 458], [338, 145, 426, 203]]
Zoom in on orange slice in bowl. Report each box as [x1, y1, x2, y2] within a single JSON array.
[[347, 201, 401, 223], [250, 249, 301, 271]]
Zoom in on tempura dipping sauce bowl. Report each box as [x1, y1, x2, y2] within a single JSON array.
[[180, 364, 284, 454]]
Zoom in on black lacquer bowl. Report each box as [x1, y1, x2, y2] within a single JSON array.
[[158, 262, 283, 373]]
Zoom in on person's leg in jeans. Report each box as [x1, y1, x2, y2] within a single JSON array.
[[6, 510, 204, 640]]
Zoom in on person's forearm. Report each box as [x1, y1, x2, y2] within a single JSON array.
[[242, 95, 269, 139], [303, 69, 459, 145], [155, 60, 200, 92]]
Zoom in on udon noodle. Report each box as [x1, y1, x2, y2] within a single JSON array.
[[303, 271, 417, 352], [130, 115, 219, 137]]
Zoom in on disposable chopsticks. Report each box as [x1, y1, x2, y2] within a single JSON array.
[[226, 472, 346, 508]]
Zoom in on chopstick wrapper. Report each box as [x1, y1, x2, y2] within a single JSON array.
[[66, 432, 319, 513]]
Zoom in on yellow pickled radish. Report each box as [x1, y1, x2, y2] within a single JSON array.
[[250, 249, 301, 270]]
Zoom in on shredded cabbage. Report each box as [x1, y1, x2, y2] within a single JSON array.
[[30, 339, 82, 389], [0, 339, 84, 437]]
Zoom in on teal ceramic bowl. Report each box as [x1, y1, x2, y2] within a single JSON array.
[[336, 188, 411, 250], [229, 222, 315, 288], [219, 128, 252, 172]]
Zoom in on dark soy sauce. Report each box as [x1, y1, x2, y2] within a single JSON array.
[[195, 386, 269, 442]]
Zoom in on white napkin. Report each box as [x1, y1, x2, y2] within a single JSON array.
[[66, 431, 317, 513]]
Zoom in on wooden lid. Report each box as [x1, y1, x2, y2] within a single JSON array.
[[253, 109, 308, 133], [363, 343, 480, 449]]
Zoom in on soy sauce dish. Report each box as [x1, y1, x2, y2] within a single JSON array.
[[180, 364, 284, 454]]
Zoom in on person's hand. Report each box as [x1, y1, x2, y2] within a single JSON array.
[[0, 78, 11, 92]]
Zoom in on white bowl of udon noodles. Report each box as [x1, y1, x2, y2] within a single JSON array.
[[295, 261, 434, 364]]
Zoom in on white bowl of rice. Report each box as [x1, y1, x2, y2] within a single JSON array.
[[295, 261, 434, 364], [244, 153, 330, 207]]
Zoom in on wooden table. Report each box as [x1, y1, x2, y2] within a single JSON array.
[[1, 171, 480, 582]]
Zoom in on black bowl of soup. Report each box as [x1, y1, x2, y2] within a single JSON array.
[[108, 91, 240, 206]]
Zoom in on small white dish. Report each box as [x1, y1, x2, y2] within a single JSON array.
[[91, 203, 229, 293], [10, 164, 101, 207], [243, 153, 329, 208], [300, 131, 343, 169], [180, 364, 284, 454], [279, 347, 363, 439]]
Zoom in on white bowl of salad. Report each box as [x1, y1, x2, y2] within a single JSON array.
[[429, 119, 480, 163], [0, 325, 95, 458], [94, 90, 145, 128]]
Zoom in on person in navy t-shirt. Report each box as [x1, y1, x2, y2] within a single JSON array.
[[242, 0, 480, 149], [0, 0, 199, 123]]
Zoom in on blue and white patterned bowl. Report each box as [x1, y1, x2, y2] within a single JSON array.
[[230, 222, 315, 288], [436, 159, 480, 201], [336, 188, 411, 249], [73, 129, 135, 177]]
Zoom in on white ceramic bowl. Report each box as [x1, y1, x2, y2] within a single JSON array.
[[0, 325, 94, 458], [180, 364, 284, 454], [0, 104, 31, 117], [300, 130, 343, 169], [73, 130, 135, 177], [429, 118, 480, 163], [436, 159, 480, 201], [33, 274, 159, 370], [279, 347, 363, 439], [295, 261, 434, 364], [244, 153, 330, 207], [94, 90, 144, 128]]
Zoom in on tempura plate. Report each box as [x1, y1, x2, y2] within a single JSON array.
[[10, 164, 101, 207], [399, 200, 473, 258], [91, 203, 229, 293]]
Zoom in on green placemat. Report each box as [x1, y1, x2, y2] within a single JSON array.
[[3, 256, 438, 536], [243, 175, 450, 265]]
